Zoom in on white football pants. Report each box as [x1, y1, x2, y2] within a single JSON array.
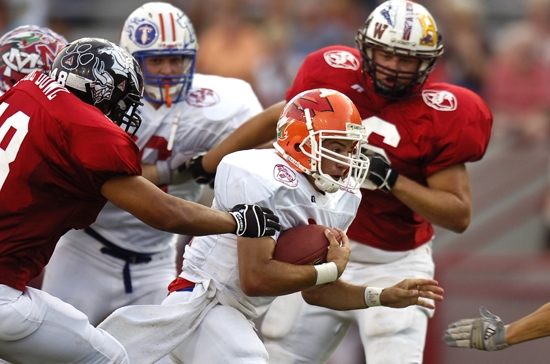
[[0, 284, 128, 363]]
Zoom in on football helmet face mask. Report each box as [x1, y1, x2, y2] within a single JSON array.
[[274, 89, 370, 193], [356, 0, 444, 99], [0, 25, 68, 93], [50, 38, 144, 136], [120, 2, 197, 106]]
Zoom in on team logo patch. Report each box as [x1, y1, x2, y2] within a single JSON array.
[[323, 50, 360, 70], [422, 90, 457, 111], [274, 164, 298, 188], [186, 88, 219, 107]]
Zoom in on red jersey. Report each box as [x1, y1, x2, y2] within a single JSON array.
[[0, 71, 141, 290], [287, 46, 492, 251]]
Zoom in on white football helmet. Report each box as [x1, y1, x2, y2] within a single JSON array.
[[119, 2, 197, 106], [356, 0, 444, 99]]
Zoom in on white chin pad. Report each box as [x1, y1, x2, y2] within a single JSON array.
[[144, 83, 182, 102]]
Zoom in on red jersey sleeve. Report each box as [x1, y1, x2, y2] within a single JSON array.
[[419, 83, 493, 176]]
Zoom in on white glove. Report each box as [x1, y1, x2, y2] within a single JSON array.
[[443, 306, 510, 351], [156, 153, 193, 186]]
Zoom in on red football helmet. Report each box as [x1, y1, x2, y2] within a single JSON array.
[[274, 88, 370, 193], [0, 25, 68, 93]]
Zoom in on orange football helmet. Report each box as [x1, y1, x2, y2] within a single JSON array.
[[274, 88, 369, 193]]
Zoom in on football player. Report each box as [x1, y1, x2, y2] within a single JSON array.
[[0, 37, 278, 364], [40, 1, 265, 350], [97, 88, 444, 364], [187, 1, 493, 363]]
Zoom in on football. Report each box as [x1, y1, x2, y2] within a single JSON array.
[[273, 224, 341, 265]]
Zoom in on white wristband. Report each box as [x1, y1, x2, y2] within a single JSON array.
[[314, 262, 338, 285], [364, 287, 384, 307]]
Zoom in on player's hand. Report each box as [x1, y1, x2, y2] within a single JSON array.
[[363, 149, 398, 192], [230, 204, 281, 237], [325, 227, 350, 278], [184, 152, 216, 186], [443, 306, 510, 351], [156, 153, 192, 186], [380, 278, 443, 309]]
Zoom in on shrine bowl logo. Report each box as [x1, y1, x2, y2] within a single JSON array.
[[273, 164, 298, 188], [422, 90, 457, 111], [186, 88, 219, 107], [323, 50, 360, 70]]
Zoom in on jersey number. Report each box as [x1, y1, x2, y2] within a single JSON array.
[[360, 116, 401, 190], [0, 102, 30, 189]]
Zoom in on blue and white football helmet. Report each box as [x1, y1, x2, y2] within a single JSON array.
[[119, 2, 197, 106]]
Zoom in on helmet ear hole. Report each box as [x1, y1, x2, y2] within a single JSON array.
[[293, 143, 301, 152]]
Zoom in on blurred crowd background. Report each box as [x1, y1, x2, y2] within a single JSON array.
[[4, 0, 549, 141], [4, 0, 550, 363]]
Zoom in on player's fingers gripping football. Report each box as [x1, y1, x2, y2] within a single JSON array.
[[381, 278, 443, 309], [230, 204, 281, 238], [324, 228, 350, 277]]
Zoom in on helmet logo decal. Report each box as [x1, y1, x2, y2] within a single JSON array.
[[287, 91, 334, 122], [273, 164, 298, 188], [380, 5, 394, 26], [63, 55, 75, 67], [125, 18, 159, 48], [323, 50, 360, 70], [186, 88, 219, 107], [176, 14, 197, 46], [98, 45, 140, 96], [372, 23, 389, 39], [1, 48, 42, 76], [402, 2, 414, 41], [90, 56, 114, 105], [61, 43, 94, 70], [418, 14, 437, 46], [117, 80, 126, 91], [276, 118, 291, 141], [422, 90, 457, 111], [137, 23, 157, 47]]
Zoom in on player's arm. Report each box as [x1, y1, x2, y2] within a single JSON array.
[[392, 163, 472, 233], [101, 174, 280, 237], [301, 277, 444, 311], [140, 163, 160, 185], [237, 229, 349, 297], [200, 100, 285, 174], [506, 302, 550, 345]]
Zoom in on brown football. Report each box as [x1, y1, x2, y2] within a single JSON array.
[[273, 224, 341, 265]]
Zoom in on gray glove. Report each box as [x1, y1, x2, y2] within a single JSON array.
[[443, 306, 510, 351]]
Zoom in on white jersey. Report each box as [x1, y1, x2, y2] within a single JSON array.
[[180, 149, 362, 319], [66, 74, 263, 252]]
